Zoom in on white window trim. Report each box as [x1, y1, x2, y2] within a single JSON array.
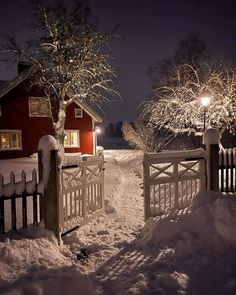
[[64, 130, 80, 148], [0, 129, 22, 151], [28, 96, 51, 118], [75, 108, 83, 118]]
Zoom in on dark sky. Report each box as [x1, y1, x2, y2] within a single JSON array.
[[0, 0, 236, 124]]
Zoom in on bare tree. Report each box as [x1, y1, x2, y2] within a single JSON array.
[[122, 120, 174, 152], [0, 1, 118, 149], [142, 62, 236, 136], [122, 121, 146, 151], [148, 33, 208, 93]]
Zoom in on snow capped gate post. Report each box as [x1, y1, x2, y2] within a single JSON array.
[[143, 153, 151, 220], [38, 135, 63, 241], [203, 128, 220, 191]]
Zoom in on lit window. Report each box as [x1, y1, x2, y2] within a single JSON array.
[[64, 130, 80, 147], [0, 130, 22, 150], [75, 108, 83, 118], [29, 97, 50, 117]]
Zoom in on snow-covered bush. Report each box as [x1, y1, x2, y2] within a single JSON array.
[[122, 120, 174, 152]]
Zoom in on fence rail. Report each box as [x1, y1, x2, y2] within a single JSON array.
[[219, 148, 236, 192], [0, 170, 40, 233]]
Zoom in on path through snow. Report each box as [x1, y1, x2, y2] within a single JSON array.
[[0, 150, 145, 295], [64, 150, 145, 291]]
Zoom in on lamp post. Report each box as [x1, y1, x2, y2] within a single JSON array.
[[200, 96, 211, 131], [94, 126, 101, 155]]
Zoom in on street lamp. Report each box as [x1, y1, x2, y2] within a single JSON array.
[[94, 126, 101, 155], [200, 96, 211, 131]]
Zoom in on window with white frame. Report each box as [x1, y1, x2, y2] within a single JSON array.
[[28, 97, 50, 117], [0, 130, 22, 150], [64, 130, 80, 148], [75, 108, 83, 118]]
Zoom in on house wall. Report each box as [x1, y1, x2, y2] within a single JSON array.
[[0, 83, 94, 159], [65, 102, 94, 155]]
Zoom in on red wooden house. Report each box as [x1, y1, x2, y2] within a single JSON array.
[[0, 65, 102, 159]]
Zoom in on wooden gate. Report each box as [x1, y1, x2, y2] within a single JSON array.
[[143, 149, 206, 220], [59, 154, 105, 235]]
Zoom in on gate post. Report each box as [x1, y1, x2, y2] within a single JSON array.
[[81, 159, 87, 221], [101, 153, 105, 211], [203, 128, 220, 191], [143, 153, 151, 220], [38, 135, 63, 241]]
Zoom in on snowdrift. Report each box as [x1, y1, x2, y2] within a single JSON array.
[[141, 191, 236, 249]]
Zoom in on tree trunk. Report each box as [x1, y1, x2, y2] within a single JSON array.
[[54, 100, 66, 158]]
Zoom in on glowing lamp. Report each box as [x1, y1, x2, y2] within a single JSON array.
[[200, 96, 211, 107], [200, 96, 211, 131], [95, 126, 101, 134]]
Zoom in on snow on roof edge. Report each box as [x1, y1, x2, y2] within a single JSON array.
[[74, 100, 103, 123], [0, 70, 103, 123], [0, 69, 31, 98]]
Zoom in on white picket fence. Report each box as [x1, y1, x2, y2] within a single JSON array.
[[219, 148, 236, 192], [0, 151, 105, 237], [0, 169, 40, 233], [143, 149, 206, 219]]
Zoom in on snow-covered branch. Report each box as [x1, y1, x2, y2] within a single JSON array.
[[0, 1, 118, 145], [142, 62, 236, 135]]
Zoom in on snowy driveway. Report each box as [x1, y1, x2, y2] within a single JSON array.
[[73, 150, 146, 293], [65, 150, 145, 271], [0, 150, 146, 294]]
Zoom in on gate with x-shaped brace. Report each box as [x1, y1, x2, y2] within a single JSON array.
[[143, 149, 206, 220]]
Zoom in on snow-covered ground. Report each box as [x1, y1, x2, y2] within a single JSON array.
[[1, 150, 236, 295]]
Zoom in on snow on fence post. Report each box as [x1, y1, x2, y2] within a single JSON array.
[[38, 135, 63, 242], [143, 153, 151, 220], [101, 153, 105, 211], [203, 128, 220, 191], [81, 159, 87, 222]]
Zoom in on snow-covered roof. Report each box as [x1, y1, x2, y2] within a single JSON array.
[[0, 69, 102, 123], [0, 69, 31, 98], [74, 100, 102, 123]]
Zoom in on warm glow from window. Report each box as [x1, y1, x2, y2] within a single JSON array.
[[0, 130, 22, 150], [200, 96, 211, 107], [64, 131, 80, 147]]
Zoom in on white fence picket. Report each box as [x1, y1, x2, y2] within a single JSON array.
[[0, 170, 40, 233], [219, 147, 236, 192]]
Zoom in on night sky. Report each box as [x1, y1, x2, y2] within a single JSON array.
[[0, 0, 236, 124]]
